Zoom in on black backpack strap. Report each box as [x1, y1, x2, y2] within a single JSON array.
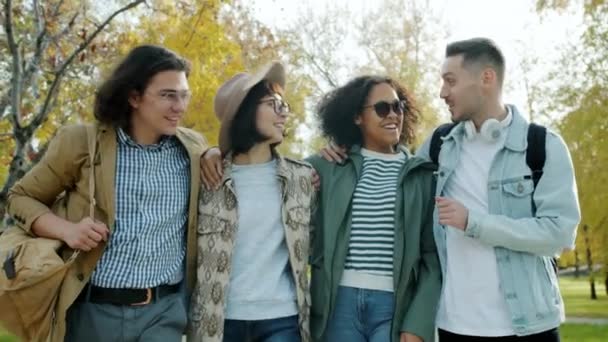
[[526, 123, 547, 188], [429, 123, 457, 164]]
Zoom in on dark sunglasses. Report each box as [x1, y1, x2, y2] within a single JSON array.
[[363, 100, 406, 118], [259, 98, 291, 115]]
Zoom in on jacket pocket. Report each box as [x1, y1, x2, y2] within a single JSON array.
[[502, 179, 535, 218], [541, 256, 561, 308]]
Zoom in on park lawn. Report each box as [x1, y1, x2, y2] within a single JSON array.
[[0, 329, 17, 342], [560, 276, 608, 318], [561, 323, 608, 342]]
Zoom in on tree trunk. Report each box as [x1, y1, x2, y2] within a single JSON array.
[[590, 276, 597, 300], [574, 249, 580, 278], [583, 224, 597, 300], [605, 271, 608, 296], [1, 0, 145, 221], [0, 132, 31, 218]]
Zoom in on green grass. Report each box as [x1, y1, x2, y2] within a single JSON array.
[[0, 331, 17, 342], [560, 276, 608, 318], [561, 323, 608, 342]]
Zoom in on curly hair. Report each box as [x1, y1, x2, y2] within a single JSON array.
[[316, 75, 420, 148], [94, 45, 191, 128]]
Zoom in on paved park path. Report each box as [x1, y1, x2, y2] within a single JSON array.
[[566, 316, 608, 325]]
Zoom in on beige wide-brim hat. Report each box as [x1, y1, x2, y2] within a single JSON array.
[[214, 61, 286, 154]]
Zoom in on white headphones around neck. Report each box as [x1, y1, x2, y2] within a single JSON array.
[[464, 118, 502, 143]]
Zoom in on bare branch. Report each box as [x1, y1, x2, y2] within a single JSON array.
[[21, 0, 49, 101], [302, 50, 338, 88], [4, 0, 23, 129], [184, 6, 206, 48], [0, 92, 9, 120], [52, 0, 66, 18], [33, 0, 43, 34], [26, 0, 146, 132], [51, 11, 79, 42]]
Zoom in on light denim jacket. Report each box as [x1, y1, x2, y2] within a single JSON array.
[[416, 105, 580, 336]]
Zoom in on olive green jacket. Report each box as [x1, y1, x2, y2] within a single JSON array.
[[306, 145, 441, 342]]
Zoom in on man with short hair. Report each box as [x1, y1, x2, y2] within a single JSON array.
[[415, 37, 580, 341], [8, 45, 207, 342]]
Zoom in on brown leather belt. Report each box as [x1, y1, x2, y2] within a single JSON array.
[[76, 283, 180, 306]]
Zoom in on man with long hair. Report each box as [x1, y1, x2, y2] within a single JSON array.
[[8, 45, 207, 342]]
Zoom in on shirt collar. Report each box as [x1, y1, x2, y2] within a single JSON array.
[[117, 128, 171, 150]]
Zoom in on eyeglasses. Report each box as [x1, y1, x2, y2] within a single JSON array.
[[147, 90, 192, 105], [259, 97, 291, 115], [363, 99, 407, 118]]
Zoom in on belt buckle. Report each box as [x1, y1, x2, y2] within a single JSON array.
[[131, 288, 152, 306]]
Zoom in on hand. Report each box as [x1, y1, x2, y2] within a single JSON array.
[[200, 147, 224, 190], [436, 196, 469, 230], [400, 332, 423, 342], [62, 217, 109, 252], [311, 168, 320, 191], [319, 142, 348, 163]]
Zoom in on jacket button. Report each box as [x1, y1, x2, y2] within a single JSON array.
[[439, 171, 445, 177], [77, 273, 85, 281]]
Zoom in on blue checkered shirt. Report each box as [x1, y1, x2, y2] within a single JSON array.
[[90, 128, 190, 288]]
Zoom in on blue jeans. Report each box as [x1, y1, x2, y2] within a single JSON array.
[[324, 286, 395, 342], [223, 315, 301, 342]]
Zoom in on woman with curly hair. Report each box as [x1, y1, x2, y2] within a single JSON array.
[[306, 76, 441, 342]]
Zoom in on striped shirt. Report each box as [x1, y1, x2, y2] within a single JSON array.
[[340, 148, 405, 292], [91, 128, 190, 288]]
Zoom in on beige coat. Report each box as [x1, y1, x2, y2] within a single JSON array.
[[7, 123, 207, 342], [187, 154, 315, 342]]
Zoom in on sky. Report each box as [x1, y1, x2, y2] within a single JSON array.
[[249, 0, 584, 123]]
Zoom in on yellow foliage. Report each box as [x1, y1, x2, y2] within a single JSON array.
[[0, 121, 14, 185], [558, 86, 608, 267]]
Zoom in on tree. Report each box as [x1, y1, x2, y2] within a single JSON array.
[[114, 0, 245, 148], [118, 0, 315, 159], [539, 0, 608, 294], [559, 86, 608, 293], [356, 0, 444, 147], [220, 0, 317, 158], [257, 0, 444, 155], [0, 0, 146, 220]]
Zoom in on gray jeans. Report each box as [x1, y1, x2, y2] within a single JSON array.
[[64, 291, 187, 342]]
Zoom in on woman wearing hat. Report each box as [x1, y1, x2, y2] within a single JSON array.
[[187, 62, 315, 342]]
